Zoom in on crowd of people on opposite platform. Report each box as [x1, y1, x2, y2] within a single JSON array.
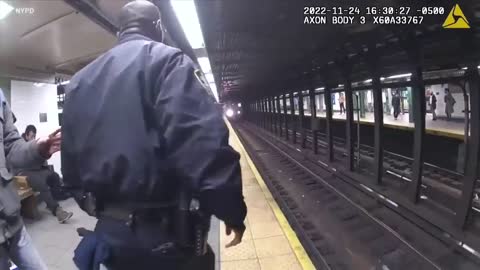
[[427, 88, 457, 121], [389, 88, 457, 121], [335, 88, 457, 122]]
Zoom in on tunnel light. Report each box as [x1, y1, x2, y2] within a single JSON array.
[[461, 66, 480, 70], [365, 78, 386, 82], [237, 103, 241, 107], [226, 109, 234, 118], [237, 110, 241, 114], [387, 73, 412, 79], [0, 1, 13, 20]]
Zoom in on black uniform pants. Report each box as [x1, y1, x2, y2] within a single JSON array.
[[95, 217, 215, 270], [393, 106, 400, 119], [19, 169, 60, 213]]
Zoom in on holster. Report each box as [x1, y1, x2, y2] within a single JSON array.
[[175, 190, 210, 256], [95, 191, 210, 257]]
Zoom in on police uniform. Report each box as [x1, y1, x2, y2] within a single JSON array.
[[61, 32, 247, 269]]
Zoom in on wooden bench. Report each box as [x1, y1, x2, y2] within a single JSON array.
[[14, 176, 40, 220]]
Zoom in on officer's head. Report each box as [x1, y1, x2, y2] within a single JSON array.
[[118, 0, 163, 42]]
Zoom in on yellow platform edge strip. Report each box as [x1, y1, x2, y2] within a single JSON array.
[[227, 121, 316, 270]]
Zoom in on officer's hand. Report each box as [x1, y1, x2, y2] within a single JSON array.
[[36, 128, 61, 159], [225, 225, 245, 248]]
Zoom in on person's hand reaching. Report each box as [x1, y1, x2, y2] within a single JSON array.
[[36, 128, 61, 159]]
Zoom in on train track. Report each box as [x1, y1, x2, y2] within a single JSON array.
[[234, 121, 480, 270], [294, 127, 479, 212]]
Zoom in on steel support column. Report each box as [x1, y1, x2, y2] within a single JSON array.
[[298, 91, 306, 148], [368, 50, 384, 185], [283, 93, 289, 140], [290, 91, 296, 144], [260, 98, 267, 129], [268, 97, 274, 133], [272, 96, 277, 135], [457, 63, 480, 228], [344, 77, 355, 171], [325, 86, 334, 161], [309, 88, 318, 154], [372, 74, 384, 184], [409, 65, 426, 203], [277, 96, 283, 137], [263, 98, 268, 130], [255, 100, 261, 126]]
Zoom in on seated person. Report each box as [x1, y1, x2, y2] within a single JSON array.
[[11, 125, 73, 223]]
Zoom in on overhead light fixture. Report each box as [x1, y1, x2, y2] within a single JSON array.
[[338, 84, 344, 87], [387, 73, 412, 79], [205, 73, 214, 83], [380, 77, 385, 81], [171, 0, 219, 102], [364, 79, 372, 83], [197, 57, 211, 74], [33, 83, 45, 87], [315, 87, 325, 91], [462, 67, 468, 70], [170, 0, 205, 49], [0, 1, 13, 20]]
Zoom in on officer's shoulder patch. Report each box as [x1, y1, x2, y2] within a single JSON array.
[[194, 69, 214, 97]]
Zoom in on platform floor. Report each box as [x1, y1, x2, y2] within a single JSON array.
[[18, 123, 312, 270], [220, 123, 312, 270], [307, 111, 465, 137]]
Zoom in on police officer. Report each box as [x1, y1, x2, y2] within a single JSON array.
[[61, 1, 247, 269]]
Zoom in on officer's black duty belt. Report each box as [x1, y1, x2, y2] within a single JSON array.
[[100, 201, 177, 222]]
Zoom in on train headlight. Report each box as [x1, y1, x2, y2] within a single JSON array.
[[226, 109, 234, 118]]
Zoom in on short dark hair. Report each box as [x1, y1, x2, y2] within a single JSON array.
[[25, 125, 37, 135]]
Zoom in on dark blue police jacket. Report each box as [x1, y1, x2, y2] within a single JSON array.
[[61, 33, 246, 228]]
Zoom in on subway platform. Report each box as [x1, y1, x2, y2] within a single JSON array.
[[306, 111, 466, 138], [19, 122, 313, 270]]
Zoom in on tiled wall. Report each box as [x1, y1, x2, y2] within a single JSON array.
[[10, 80, 61, 175], [0, 77, 11, 104]]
